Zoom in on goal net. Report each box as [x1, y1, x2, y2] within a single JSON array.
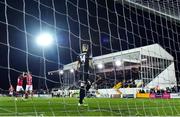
[[0, 0, 180, 116]]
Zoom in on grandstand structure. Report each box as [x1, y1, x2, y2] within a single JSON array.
[[49, 44, 176, 89]]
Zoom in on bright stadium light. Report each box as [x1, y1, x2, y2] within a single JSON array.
[[36, 32, 53, 47], [141, 58, 147, 62], [59, 70, 64, 75], [70, 69, 74, 73], [97, 63, 104, 69], [115, 60, 122, 67]]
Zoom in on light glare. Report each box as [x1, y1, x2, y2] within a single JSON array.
[[36, 33, 53, 47], [70, 69, 74, 73], [97, 63, 104, 69], [59, 70, 64, 75], [115, 60, 122, 66]]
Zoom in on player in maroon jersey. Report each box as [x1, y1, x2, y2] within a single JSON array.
[[25, 72, 33, 98], [16, 73, 25, 99]]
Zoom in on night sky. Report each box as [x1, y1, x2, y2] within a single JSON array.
[[0, 0, 180, 90]]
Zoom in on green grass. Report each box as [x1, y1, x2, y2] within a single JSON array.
[[0, 97, 180, 116]]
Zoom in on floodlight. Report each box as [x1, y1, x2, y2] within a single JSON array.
[[36, 33, 53, 47], [115, 60, 122, 66], [97, 63, 104, 69], [70, 69, 74, 73], [141, 59, 147, 62], [59, 70, 64, 75]]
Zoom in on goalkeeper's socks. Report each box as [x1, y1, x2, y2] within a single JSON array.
[[78, 103, 88, 106]]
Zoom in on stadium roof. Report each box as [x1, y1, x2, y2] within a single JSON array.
[[48, 43, 173, 74], [93, 43, 173, 62]]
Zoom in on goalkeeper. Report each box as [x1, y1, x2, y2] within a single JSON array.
[[77, 43, 93, 106]]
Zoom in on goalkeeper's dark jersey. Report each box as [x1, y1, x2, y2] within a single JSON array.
[[78, 51, 90, 72]]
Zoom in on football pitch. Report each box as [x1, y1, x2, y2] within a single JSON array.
[[0, 97, 180, 116]]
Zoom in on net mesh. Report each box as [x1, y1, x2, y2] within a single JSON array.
[[0, 0, 180, 116], [125, 0, 180, 20]]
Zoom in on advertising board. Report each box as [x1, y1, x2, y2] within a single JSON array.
[[170, 93, 180, 98]]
